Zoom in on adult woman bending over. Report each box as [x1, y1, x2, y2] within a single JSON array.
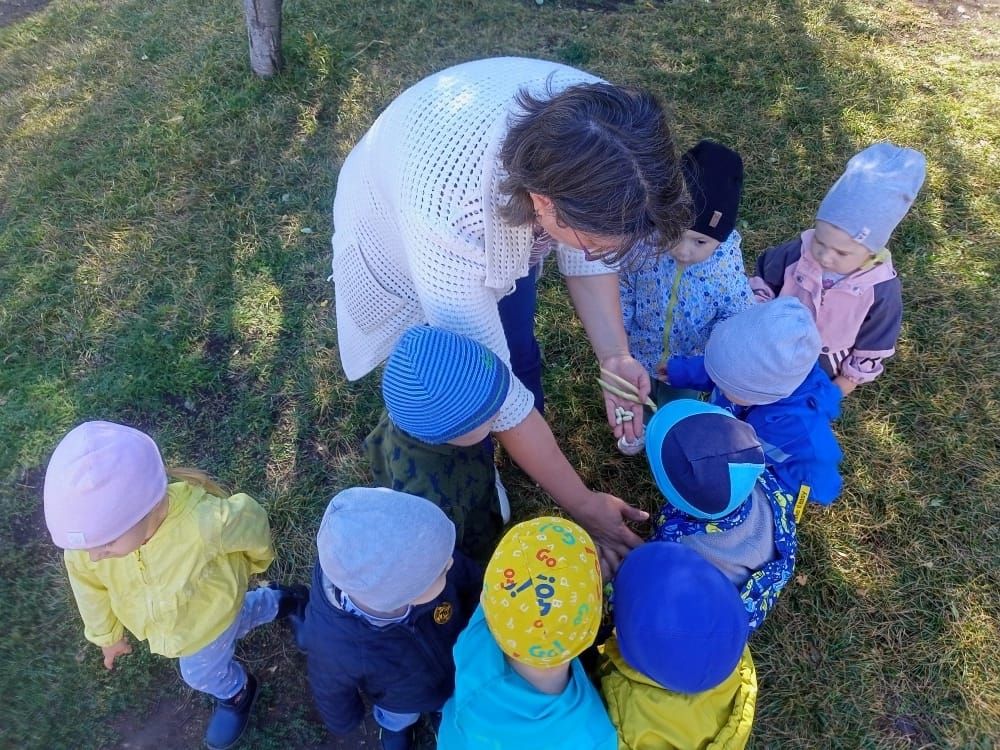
[[331, 57, 691, 571]]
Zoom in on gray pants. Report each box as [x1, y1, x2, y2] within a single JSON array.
[[178, 587, 280, 700]]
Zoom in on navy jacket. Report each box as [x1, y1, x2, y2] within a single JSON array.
[[300, 552, 482, 734], [668, 357, 844, 505]]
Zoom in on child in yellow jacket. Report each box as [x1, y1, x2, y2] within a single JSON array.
[[600, 542, 756, 750], [43, 421, 308, 750]]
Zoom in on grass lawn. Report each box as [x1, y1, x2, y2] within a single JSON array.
[[1, 0, 997, 747]]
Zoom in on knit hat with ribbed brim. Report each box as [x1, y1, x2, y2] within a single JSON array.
[[614, 542, 749, 693], [44, 421, 168, 550], [317, 487, 456, 613], [705, 298, 821, 405], [382, 326, 510, 444], [817, 142, 926, 253], [645, 400, 764, 520], [682, 140, 744, 243]]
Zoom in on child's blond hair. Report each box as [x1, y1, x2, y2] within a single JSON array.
[[167, 467, 228, 498]]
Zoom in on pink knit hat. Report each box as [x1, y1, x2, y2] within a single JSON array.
[[43, 421, 168, 550]]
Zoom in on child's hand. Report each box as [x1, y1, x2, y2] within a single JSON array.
[[834, 376, 857, 397], [101, 637, 132, 670]]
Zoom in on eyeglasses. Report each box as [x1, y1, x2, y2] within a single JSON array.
[[570, 226, 614, 262]]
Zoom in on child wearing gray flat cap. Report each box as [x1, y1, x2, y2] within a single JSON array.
[[298, 487, 482, 750], [751, 142, 926, 397]]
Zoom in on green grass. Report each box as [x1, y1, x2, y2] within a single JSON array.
[[1, 0, 998, 747]]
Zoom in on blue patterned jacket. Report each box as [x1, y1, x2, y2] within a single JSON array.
[[650, 470, 798, 633]]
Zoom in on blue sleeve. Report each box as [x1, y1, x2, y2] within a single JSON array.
[[619, 269, 636, 336], [450, 550, 484, 620], [666, 355, 714, 392], [750, 409, 844, 506], [301, 565, 365, 734]]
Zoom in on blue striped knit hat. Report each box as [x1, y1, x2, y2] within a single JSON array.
[[382, 326, 510, 444]]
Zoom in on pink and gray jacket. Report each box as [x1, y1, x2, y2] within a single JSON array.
[[750, 229, 903, 384]]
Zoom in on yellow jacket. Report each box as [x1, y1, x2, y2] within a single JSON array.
[[65, 482, 274, 658], [599, 637, 757, 750]]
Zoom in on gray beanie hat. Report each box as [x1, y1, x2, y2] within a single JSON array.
[[317, 487, 456, 612], [817, 143, 926, 253], [705, 298, 821, 405]]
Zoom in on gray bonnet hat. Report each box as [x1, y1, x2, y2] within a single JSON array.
[[817, 143, 926, 253], [317, 487, 456, 612], [705, 298, 821, 405]]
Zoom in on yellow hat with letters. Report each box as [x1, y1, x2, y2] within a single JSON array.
[[481, 516, 602, 667]]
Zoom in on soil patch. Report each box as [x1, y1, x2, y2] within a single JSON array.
[[910, 0, 999, 21], [0, 0, 52, 27]]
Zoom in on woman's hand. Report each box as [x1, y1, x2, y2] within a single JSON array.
[[571, 490, 648, 577], [101, 637, 132, 670], [496, 412, 648, 577], [600, 353, 650, 442]]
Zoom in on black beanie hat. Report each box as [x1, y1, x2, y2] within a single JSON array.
[[681, 140, 744, 243]]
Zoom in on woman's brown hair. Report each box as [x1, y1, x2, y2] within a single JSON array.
[[499, 80, 692, 268]]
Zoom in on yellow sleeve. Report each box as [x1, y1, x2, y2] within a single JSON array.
[[217, 492, 275, 575], [64, 553, 125, 648]]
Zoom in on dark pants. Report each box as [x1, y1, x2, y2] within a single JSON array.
[[497, 267, 544, 415]]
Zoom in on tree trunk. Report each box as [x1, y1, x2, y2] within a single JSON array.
[[243, 0, 283, 78]]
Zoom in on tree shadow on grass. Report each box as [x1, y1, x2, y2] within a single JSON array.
[[1, 0, 996, 747]]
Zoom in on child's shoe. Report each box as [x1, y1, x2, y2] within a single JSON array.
[[204, 673, 258, 750], [494, 469, 511, 524], [378, 724, 415, 750]]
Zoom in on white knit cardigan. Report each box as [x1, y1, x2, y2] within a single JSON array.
[[331, 57, 615, 431]]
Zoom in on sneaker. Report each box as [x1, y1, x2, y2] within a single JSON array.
[[494, 469, 511, 524], [378, 724, 415, 750], [204, 673, 258, 750], [616, 434, 645, 457]]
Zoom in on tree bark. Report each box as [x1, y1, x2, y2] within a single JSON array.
[[243, 0, 283, 78]]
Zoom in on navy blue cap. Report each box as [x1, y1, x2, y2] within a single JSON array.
[[644, 400, 764, 520], [614, 542, 749, 693]]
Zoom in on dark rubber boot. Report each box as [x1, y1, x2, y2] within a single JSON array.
[[204, 673, 258, 750]]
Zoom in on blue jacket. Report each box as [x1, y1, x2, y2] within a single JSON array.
[[668, 357, 844, 505], [652, 471, 798, 632], [439, 606, 618, 750], [300, 553, 481, 734]]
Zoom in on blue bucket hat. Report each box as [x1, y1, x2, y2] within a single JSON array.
[[382, 326, 510, 444], [644, 400, 764, 520], [614, 542, 749, 693]]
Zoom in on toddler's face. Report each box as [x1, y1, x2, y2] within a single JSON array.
[[86, 497, 167, 562], [411, 557, 454, 605], [87, 521, 148, 562], [811, 221, 872, 275], [448, 410, 498, 447], [668, 230, 720, 265]]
